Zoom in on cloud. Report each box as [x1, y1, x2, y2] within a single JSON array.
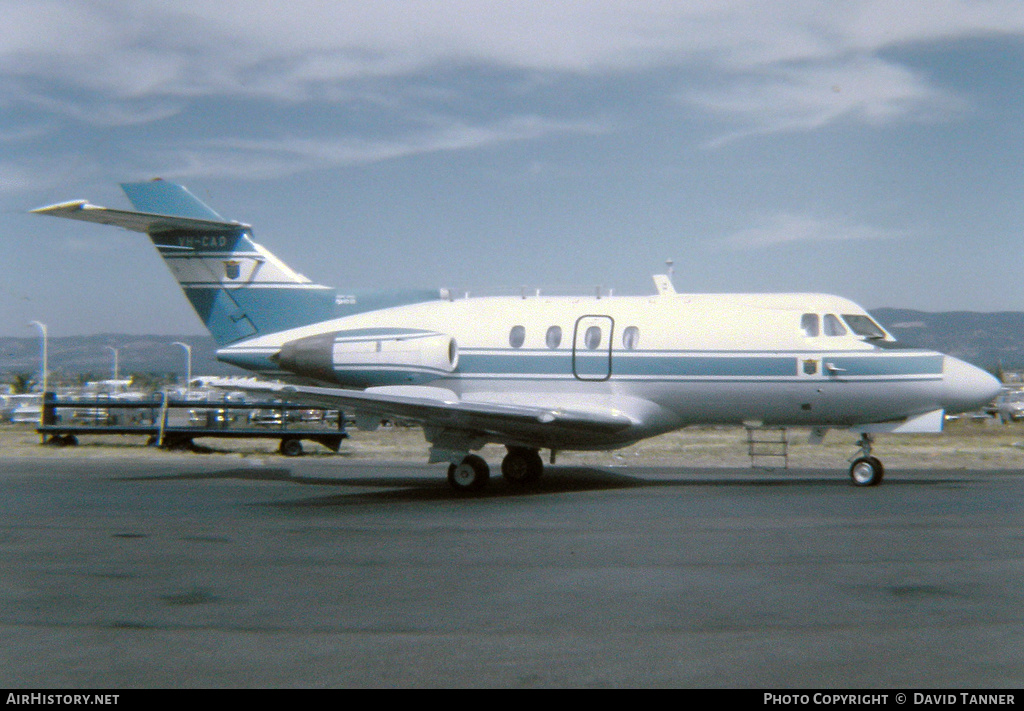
[[711, 212, 904, 250], [150, 115, 609, 180], [0, 123, 49, 143], [15, 93, 184, 128], [4, 0, 1024, 177], [0, 162, 42, 194], [6, 2, 1024, 103], [684, 55, 968, 146], [0, 1, 689, 102]]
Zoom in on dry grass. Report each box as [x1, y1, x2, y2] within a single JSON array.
[[3, 418, 1023, 470]]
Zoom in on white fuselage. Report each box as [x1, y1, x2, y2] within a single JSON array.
[[218, 291, 998, 450]]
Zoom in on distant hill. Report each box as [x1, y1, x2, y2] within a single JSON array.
[[3, 309, 1022, 383], [0, 334, 235, 383], [872, 309, 1024, 372]]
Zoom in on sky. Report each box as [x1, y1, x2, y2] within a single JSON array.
[[4, 0, 1024, 337]]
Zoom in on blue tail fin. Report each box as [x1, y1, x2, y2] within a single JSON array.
[[34, 180, 446, 352], [120, 180, 339, 345], [121, 180, 226, 221]]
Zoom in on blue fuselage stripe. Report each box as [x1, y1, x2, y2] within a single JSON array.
[[822, 355, 944, 376], [450, 352, 943, 378], [221, 344, 945, 385]]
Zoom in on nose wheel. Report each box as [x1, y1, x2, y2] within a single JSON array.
[[849, 434, 884, 486]]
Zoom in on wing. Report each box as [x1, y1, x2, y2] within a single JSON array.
[[214, 379, 639, 447]]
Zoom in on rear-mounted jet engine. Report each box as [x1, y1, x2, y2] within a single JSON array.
[[275, 330, 458, 387]]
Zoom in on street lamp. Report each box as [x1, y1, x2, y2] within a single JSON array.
[[105, 346, 119, 381], [171, 341, 192, 395], [29, 321, 48, 395]]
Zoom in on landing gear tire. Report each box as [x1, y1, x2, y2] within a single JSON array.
[[501, 447, 544, 487], [447, 454, 490, 493], [849, 456, 884, 487], [279, 438, 304, 457]]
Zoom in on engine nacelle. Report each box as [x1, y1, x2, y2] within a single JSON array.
[[276, 329, 459, 387]]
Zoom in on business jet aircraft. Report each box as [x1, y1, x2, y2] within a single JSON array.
[[33, 180, 1001, 490]]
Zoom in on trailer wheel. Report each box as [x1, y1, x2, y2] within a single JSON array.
[[46, 434, 77, 446], [279, 438, 304, 457], [162, 435, 194, 451]]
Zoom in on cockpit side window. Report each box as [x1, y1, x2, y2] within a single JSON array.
[[841, 314, 887, 339], [801, 313, 820, 337], [823, 314, 847, 337]]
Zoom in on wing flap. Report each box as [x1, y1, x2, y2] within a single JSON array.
[[31, 200, 250, 236]]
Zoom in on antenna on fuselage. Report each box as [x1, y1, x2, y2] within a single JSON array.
[[653, 258, 677, 295]]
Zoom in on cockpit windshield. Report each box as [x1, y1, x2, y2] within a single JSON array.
[[841, 314, 887, 340]]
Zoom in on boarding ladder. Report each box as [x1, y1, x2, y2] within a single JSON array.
[[745, 425, 789, 469]]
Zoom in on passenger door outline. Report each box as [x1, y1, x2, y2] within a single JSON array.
[[572, 315, 614, 381]]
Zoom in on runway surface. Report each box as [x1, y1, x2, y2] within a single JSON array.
[[0, 454, 1021, 688]]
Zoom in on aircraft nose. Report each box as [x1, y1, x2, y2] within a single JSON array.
[[941, 356, 1002, 415]]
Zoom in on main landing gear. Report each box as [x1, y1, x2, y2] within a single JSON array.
[[446, 446, 545, 493], [446, 438, 888, 492], [447, 454, 490, 492], [849, 433, 884, 487]]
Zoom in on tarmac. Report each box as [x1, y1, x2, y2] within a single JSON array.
[[0, 451, 1022, 688]]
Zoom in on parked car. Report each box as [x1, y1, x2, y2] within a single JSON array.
[[995, 389, 1024, 423]]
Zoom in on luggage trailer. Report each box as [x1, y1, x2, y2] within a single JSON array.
[[36, 392, 347, 456]]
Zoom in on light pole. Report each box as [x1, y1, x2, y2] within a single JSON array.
[[29, 321, 48, 395], [171, 341, 192, 395], [29, 321, 48, 443], [105, 346, 119, 381]]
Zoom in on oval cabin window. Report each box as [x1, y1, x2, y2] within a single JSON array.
[[622, 326, 640, 350], [546, 325, 562, 349], [509, 325, 526, 348], [584, 325, 602, 350]]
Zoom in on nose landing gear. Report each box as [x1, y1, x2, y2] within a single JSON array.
[[849, 433, 884, 486]]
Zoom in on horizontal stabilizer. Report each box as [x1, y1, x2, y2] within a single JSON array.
[[31, 200, 250, 237]]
